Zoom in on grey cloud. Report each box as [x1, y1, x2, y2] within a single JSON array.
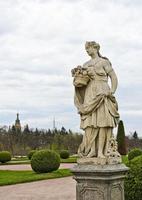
[[0, 0, 142, 134]]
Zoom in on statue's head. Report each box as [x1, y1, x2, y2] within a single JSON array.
[[85, 41, 100, 57]]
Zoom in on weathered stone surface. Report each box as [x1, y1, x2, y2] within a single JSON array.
[[71, 41, 128, 200], [71, 41, 120, 162], [77, 157, 107, 165], [71, 164, 128, 200], [77, 154, 122, 165]]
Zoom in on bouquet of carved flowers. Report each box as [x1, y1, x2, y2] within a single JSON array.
[[71, 66, 91, 87]]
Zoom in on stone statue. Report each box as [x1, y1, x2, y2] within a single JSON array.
[[72, 41, 121, 164], [71, 42, 128, 200]]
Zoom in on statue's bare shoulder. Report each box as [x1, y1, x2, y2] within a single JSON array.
[[83, 57, 108, 68], [83, 60, 92, 68], [101, 58, 113, 74]]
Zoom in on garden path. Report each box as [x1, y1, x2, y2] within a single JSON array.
[[0, 163, 75, 171], [0, 176, 76, 200]]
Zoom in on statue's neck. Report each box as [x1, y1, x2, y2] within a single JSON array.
[[91, 54, 99, 59]]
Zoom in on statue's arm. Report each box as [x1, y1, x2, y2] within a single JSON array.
[[103, 59, 118, 94], [108, 70, 118, 94]]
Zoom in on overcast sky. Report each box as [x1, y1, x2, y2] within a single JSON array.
[[0, 0, 142, 135]]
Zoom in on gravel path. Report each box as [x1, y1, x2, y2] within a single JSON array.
[[0, 176, 76, 200], [0, 163, 76, 199], [0, 163, 75, 171]]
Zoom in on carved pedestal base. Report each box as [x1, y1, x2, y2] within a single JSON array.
[[77, 156, 122, 165], [71, 164, 128, 200]]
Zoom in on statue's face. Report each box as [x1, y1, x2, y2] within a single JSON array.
[[85, 45, 97, 56]]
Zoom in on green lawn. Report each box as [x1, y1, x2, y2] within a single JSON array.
[[1, 160, 30, 165], [61, 156, 77, 163], [2, 155, 128, 165], [122, 155, 128, 164], [0, 155, 129, 186], [0, 169, 72, 186], [0, 156, 77, 165], [12, 157, 28, 161]]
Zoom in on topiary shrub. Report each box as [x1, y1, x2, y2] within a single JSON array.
[[125, 155, 142, 200], [116, 120, 127, 155], [28, 150, 37, 160], [31, 149, 60, 173], [0, 151, 11, 163], [128, 148, 142, 161], [60, 150, 70, 159]]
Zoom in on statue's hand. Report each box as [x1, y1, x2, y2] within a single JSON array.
[[86, 67, 95, 77], [110, 89, 115, 94], [106, 90, 114, 97]]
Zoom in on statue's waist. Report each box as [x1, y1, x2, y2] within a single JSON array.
[[92, 75, 108, 82], [94, 78, 107, 82]]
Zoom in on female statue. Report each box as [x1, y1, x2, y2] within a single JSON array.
[[72, 41, 120, 159]]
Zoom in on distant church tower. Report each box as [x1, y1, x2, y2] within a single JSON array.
[[15, 113, 21, 131]]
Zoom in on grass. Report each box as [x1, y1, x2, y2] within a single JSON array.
[[0, 155, 128, 186], [2, 155, 128, 165], [122, 155, 128, 164], [1, 155, 128, 165], [61, 156, 77, 163], [0, 156, 77, 165], [1, 160, 30, 165], [12, 157, 28, 161], [0, 169, 72, 186]]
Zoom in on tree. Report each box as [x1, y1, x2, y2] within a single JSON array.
[[133, 131, 138, 139], [23, 124, 30, 133], [61, 127, 67, 135], [0, 125, 83, 156], [116, 120, 127, 155]]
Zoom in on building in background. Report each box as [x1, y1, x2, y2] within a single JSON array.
[[14, 113, 21, 131]]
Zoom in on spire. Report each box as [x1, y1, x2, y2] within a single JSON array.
[[16, 113, 20, 121], [15, 113, 21, 131]]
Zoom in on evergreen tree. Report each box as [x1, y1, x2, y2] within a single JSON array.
[[116, 120, 127, 155], [61, 126, 67, 135], [11, 125, 16, 132], [23, 124, 30, 133], [133, 131, 138, 139]]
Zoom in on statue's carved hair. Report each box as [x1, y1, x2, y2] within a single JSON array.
[[85, 41, 100, 51], [85, 41, 112, 66]]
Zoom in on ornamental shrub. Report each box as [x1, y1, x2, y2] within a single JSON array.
[[0, 151, 11, 163], [31, 149, 60, 173], [116, 120, 127, 155], [28, 150, 37, 160], [128, 148, 142, 161], [60, 150, 70, 159], [125, 155, 142, 200]]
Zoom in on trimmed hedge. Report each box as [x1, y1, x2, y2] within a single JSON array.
[[125, 155, 142, 200], [128, 148, 142, 161], [116, 120, 127, 155], [60, 150, 69, 159], [28, 150, 37, 160], [0, 151, 11, 163], [31, 149, 60, 173]]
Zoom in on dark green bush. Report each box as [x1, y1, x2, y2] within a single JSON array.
[[125, 155, 142, 200], [116, 120, 127, 155], [128, 148, 142, 161], [31, 149, 60, 173], [60, 150, 69, 159], [28, 150, 37, 160], [0, 151, 11, 163]]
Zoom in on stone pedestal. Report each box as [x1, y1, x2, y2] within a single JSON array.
[[71, 164, 128, 200]]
